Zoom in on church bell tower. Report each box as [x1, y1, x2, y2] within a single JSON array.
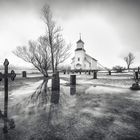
[[74, 34, 86, 69]]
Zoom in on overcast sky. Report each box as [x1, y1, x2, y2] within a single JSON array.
[[0, 0, 140, 68]]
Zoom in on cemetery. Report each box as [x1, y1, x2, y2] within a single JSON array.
[[0, 59, 140, 140], [0, 1, 140, 140]]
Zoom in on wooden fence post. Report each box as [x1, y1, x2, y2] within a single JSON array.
[[51, 72, 60, 104]]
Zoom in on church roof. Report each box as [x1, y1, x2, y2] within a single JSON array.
[[76, 39, 84, 44], [86, 54, 97, 61], [71, 53, 97, 62], [75, 48, 85, 51]]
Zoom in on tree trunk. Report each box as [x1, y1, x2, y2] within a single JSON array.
[[128, 65, 130, 70], [49, 35, 55, 73]]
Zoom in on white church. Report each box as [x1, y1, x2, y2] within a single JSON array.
[[71, 36, 97, 70]]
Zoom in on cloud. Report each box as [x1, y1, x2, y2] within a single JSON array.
[[0, 0, 140, 67]]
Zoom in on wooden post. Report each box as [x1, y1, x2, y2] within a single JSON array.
[[70, 75, 76, 86], [70, 85, 76, 95], [93, 71, 97, 79], [88, 70, 90, 75], [109, 71, 111, 75], [135, 71, 139, 83], [70, 75, 76, 95], [51, 72, 60, 104], [138, 67, 140, 74]]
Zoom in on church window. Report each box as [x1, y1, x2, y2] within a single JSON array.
[[78, 58, 80, 61]]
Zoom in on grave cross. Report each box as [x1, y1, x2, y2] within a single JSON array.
[[0, 59, 16, 133]]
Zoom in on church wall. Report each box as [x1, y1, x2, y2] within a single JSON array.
[[71, 60, 75, 69], [84, 61, 90, 70], [77, 42, 84, 49], [74, 50, 85, 69]]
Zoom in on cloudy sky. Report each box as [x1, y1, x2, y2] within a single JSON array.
[[0, 0, 140, 68]]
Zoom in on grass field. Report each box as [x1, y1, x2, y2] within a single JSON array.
[[0, 72, 140, 140]]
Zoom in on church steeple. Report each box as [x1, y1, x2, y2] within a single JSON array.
[[80, 33, 81, 40], [76, 33, 84, 44], [75, 33, 85, 51]]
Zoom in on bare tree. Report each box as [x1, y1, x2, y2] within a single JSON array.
[[41, 5, 71, 72], [124, 52, 135, 70], [42, 34, 71, 71], [13, 38, 52, 105], [13, 5, 71, 105], [54, 35, 71, 70], [13, 39, 51, 77], [42, 6, 60, 73]]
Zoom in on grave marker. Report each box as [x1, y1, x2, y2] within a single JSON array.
[[22, 71, 27, 78], [0, 59, 16, 133]]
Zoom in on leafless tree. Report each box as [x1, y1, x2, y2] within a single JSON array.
[[124, 52, 135, 70], [41, 5, 71, 72], [13, 38, 52, 105], [42, 34, 71, 71], [13, 5, 71, 105], [54, 35, 71, 70], [13, 39, 51, 77]]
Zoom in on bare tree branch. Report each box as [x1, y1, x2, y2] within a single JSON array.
[[13, 5, 71, 76]]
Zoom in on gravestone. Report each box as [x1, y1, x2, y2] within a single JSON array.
[[22, 71, 27, 78], [130, 71, 140, 90], [51, 72, 60, 104]]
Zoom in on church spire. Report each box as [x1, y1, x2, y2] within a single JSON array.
[[79, 33, 81, 40], [76, 33, 84, 44]]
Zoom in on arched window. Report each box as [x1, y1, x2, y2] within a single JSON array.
[[76, 63, 81, 69], [78, 58, 80, 61]]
